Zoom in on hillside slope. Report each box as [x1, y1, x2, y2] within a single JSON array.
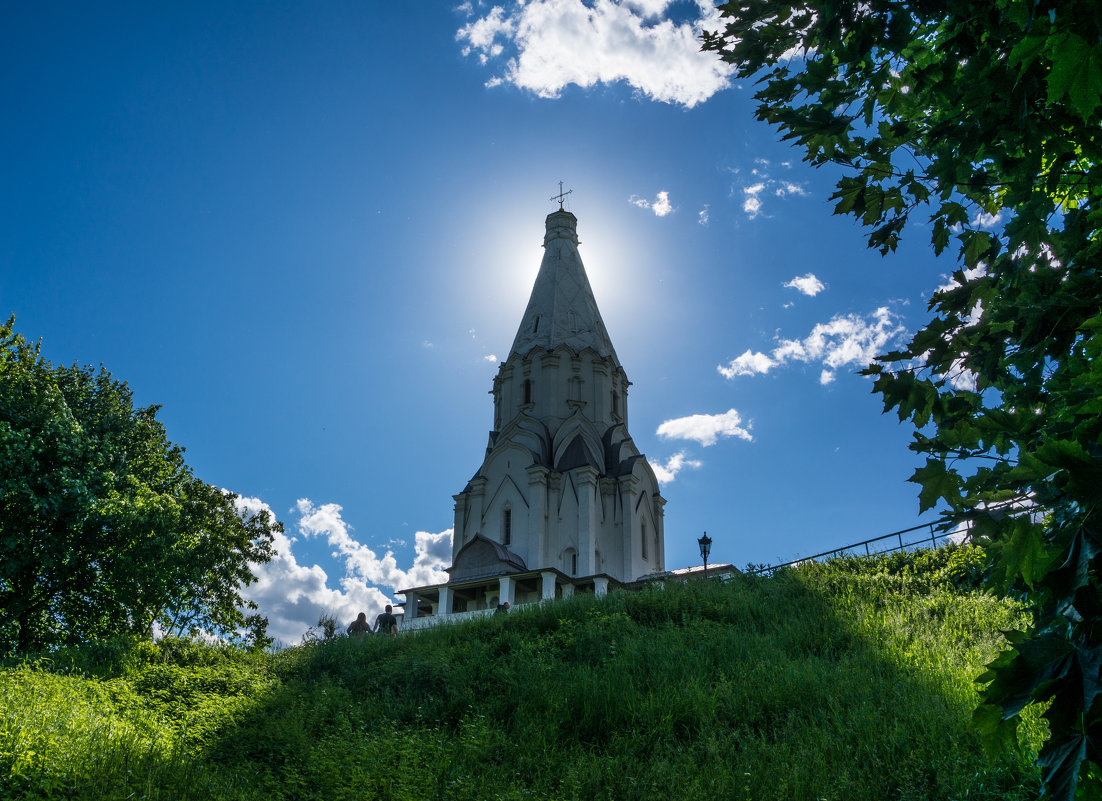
[[0, 548, 1042, 800]]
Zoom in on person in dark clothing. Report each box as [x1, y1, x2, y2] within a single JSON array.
[[347, 612, 371, 638], [374, 604, 399, 636], [495, 601, 511, 615]]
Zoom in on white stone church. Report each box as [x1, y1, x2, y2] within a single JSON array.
[[400, 206, 666, 627]]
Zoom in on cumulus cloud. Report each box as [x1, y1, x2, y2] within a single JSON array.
[[783, 273, 826, 296], [651, 451, 702, 485], [630, 190, 673, 216], [237, 496, 452, 645], [718, 307, 907, 384], [656, 408, 753, 446], [718, 350, 778, 377], [456, 0, 733, 108], [484, 354, 499, 362], [296, 499, 451, 593]]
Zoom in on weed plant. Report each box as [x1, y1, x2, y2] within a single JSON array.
[[0, 546, 1042, 800]]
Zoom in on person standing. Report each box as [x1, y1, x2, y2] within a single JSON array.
[[373, 604, 399, 637], [347, 612, 371, 638]]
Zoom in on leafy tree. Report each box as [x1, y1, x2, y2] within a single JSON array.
[[0, 317, 278, 654], [703, 1, 1101, 798]]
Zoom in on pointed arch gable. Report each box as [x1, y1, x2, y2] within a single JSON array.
[[630, 452, 663, 498], [495, 413, 552, 466], [484, 439, 540, 476], [484, 473, 529, 516], [552, 410, 605, 472]]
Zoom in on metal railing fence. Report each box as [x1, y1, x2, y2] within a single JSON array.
[[746, 520, 969, 576]]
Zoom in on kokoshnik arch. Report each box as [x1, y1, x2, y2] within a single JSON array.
[[400, 206, 667, 626]]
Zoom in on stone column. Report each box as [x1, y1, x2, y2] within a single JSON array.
[[574, 465, 600, 576], [452, 493, 468, 552], [438, 585, 453, 616], [406, 591, 419, 620], [527, 465, 549, 568], [618, 474, 640, 580], [540, 570, 557, 601], [655, 495, 667, 571], [498, 575, 516, 607], [469, 477, 488, 538], [593, 577, 609, 597]]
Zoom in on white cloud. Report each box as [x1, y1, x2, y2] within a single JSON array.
[[651, 451, 702, 485], [295, 499, 451, 592], [783, 273, 825, 296], [238, 496, 452, 645], [934, 264, 987, 295], [945, 356, 978, 391], [735, 164, 808, 219], [484, 354, 499, 362], [718, 307, 907, 384], [716, 349, 777, 378], [970, 209, 1006, 230], [630, 190, 673, 216], [698, 205, 709, 225], [656, 408, 753, 446], [652, 190, 672, 216], [456, 0, 733, 108], [776, 182, 809, 197]]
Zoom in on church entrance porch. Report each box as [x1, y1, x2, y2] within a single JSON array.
[[399, 568, 621, 632]]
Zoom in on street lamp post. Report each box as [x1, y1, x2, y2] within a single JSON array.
[[698, 531, 712, 579]]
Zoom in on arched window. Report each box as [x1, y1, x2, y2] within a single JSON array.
[[523, 379, 532, 405], [611, 390, 620, 417], [503, 508, 512, 547], [641, 520, 648, 560], [564, 548, 577, 576]]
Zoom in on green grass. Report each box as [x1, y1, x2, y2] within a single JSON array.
[[0, 547, 1043, 800]]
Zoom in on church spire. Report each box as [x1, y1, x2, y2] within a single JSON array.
[[509, 209, 620, 365]]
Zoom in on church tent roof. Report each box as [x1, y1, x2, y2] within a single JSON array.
[[509, 209, 620, 365]]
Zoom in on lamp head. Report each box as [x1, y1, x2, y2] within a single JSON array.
[[697, 531, 712, 561]]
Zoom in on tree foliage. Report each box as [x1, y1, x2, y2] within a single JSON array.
[[703, 1, 1101, 797], [0, 317, 279, 655]]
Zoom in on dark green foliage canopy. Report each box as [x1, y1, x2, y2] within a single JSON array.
[[703, 1, 1101, 797], [0, 317, 278, 654]]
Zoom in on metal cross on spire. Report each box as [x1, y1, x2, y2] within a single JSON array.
[[550, 181, 573, 210]]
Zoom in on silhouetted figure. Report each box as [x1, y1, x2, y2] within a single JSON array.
[[347, 612, 370, 638], [374, 604, 398, 637], [495, 601, 511, 615]]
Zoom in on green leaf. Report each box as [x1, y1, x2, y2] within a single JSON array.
[[910, 458, 962, 513], [1001, 517, 1056, 589], [1046, 33, 1102, 119]]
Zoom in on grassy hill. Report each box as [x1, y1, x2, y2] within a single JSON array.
[[0, 547, 1043, 800]]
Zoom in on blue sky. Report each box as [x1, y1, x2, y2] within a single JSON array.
[[2, 1, 968, 642]]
